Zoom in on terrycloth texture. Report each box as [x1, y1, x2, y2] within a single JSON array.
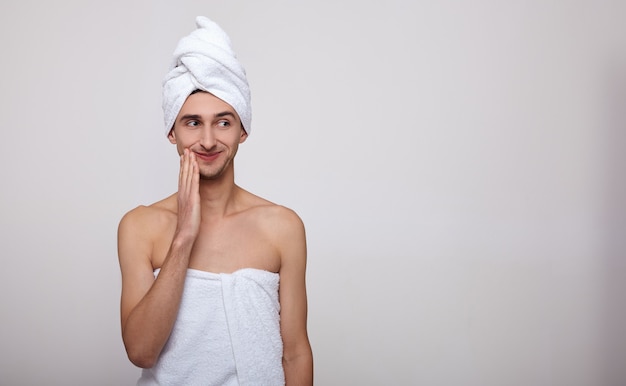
[[137, 268, 284, 386], [162, 16, 252, 135]]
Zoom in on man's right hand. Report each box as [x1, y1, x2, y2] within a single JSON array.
[[175, 148, 201, 241]]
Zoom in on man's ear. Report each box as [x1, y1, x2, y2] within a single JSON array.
[[239, 129, 248, 144], [168, 128, 177, 144]]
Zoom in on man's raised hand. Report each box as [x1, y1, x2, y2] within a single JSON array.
[[176, 148, 201, 241]]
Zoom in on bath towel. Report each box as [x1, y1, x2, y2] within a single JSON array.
[[137, 268, 284, 386], [162, 16, 252, 135]]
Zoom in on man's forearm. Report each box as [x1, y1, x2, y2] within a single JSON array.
[[122, 235, 194, 368]]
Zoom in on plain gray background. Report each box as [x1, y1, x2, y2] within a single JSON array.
[[1, 1, 625, 385]]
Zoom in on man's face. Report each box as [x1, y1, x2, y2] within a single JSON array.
[[168, 91, 248, 180]]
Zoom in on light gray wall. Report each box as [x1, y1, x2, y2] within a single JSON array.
[[1, 1, 624, 385]]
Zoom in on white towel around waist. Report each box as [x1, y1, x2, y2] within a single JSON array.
[[137, 268, 284, 386]]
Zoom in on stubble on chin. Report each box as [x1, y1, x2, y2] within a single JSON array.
[[197, 158, 232, 181], [198, 167, 222, 180], [198, 172, 220, 181]]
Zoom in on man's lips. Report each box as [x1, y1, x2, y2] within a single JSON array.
[[194, 151, 221, 162]]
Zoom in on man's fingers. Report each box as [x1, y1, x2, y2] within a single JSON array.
[[190, 152, 196, 186], [184, 152, 195, 192], [178, 150, 185, 189], [180, 149, 193, 194], [179, 149, 200, 204], [192, 154, 200, 186]]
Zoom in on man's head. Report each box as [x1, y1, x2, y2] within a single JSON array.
[[168, 90, 248, 180], [162, 16, 252, 137]]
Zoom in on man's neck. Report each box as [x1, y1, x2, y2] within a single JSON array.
[[197, 167, 240, 220]]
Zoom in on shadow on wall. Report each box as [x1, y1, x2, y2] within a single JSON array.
[[602, 57, 626, 385]]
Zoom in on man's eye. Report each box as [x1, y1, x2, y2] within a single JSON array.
[[187, 120, 200, 127], [217, 120, 230, 127]]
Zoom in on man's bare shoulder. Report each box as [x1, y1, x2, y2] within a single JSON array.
[[237, 188, 303, 227], [236, 192, 305, 252], [118, 194, 178, 236], [259, 204, 304, 229], [237, 191, 307, 268]]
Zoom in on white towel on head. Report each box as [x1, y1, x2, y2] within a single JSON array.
[[162, 16, 251, 135]]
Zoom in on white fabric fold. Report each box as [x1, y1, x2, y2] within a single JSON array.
[[221, 269, 284, 384], [162, 16, 251, 135]]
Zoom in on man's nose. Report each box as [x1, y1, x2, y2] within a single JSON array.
[[200, 127, 217, 149]]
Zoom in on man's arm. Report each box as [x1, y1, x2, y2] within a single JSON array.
[[277, 209, 314, 385], [118, 149, 200, 368]]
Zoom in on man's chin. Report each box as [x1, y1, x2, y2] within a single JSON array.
[[199, 172, 220, 180], [198, 166, 226, 180]]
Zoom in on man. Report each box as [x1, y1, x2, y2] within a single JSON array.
[[117, 16, 313, 385]]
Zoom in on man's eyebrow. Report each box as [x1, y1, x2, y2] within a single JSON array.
[[178, 111, 236, 122], [178, 114, 202, 122], [215, 111, 236, 119]]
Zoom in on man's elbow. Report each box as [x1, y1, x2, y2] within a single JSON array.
[[125, 345, 159, 369], [283, 343, 313, 367]]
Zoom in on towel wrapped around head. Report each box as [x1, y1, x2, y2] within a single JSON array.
[[162, 16, 251, 135]]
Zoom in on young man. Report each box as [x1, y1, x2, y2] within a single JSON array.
[[117, 17, 313, 385]]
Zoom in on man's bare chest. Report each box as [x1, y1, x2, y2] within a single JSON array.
[[152, 218, 281, 273]]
